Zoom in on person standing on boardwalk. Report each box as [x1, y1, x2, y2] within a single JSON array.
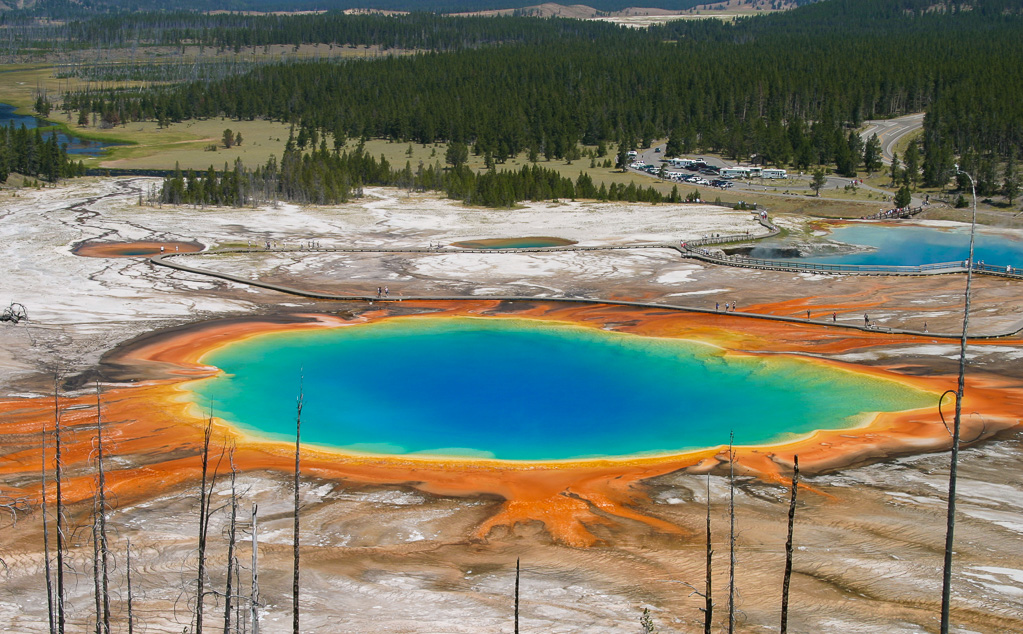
[[864, 314, 869, 327], [832, 312, 837, 322]]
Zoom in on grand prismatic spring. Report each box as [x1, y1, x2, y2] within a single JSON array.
[[187, 316, 935, 461], [95, 299, 1013, 548], [3, 180, 1023, 631]]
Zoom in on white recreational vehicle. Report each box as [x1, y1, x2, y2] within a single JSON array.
[[719, 167, 750, 179], [719, 166, 787, 179]]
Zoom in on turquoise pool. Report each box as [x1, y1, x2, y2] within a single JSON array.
[[187, 317, 934, 461]]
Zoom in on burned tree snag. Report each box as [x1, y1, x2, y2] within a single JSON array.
[[780, 455, 799, 634]]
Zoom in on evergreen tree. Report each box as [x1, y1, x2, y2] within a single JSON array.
[[894, 184, 912, 208], [863, 133, 883, 174], [847, 131, 864, 168], [922, 140, 954, 188], [834, 140, 856, 177], [616, 145, 630, 171], [977, 156, 999, 196], [890, 152, 901, 185], [904, 141, 920, 186], [1003, 151, 1020, 206], [810, 168, 827, 196], [446, 142, 469, 168], [665, 127, 684, 158], [35, 96, 52, 117]]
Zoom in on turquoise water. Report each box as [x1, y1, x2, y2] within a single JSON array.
[[768, 224, 1023, 267], [187, 317, 934, 461]]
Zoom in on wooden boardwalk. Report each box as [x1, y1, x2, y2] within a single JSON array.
[[150, 233, 1023, 339]]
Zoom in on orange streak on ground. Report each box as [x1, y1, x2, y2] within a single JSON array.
[[2, 301, 1020, 547]]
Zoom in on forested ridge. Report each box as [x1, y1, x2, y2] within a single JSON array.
[[18, 0, 1021, 205], [65, 1, 1023, 175], [4, 0, 728, 18], [5, 11, 632, 52]]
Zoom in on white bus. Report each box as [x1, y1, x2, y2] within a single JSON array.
[[762, 168, 787, 179], [719, 167, 750, 179]]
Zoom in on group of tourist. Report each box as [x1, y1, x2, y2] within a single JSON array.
[[862, 207, 913, 220]]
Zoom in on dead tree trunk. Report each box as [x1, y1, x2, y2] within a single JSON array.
[[235, 556, 243, 634], [728, 432, 736, 634], [126, 540, 134, 634], [43, 394, 55, 634], [250, 503, 259, 634], [704, 473, 713, 634], [293, 389, 303, 634], [224, 449, 238, 634], [196, 422, 211, 634], [780, 455, 799, 634], [195, 419, 224, 634], [92, 507, 102, 634], [941, 168, 978, 634], [514, 558, 520, 634], [95, 383, 110, 634], [53, 376, 66, 634]]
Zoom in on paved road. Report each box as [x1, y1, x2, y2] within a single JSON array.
[[859, 112, 926, 164]]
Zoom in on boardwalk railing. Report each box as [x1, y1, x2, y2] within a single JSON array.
[[860, 206, 924, 220], [680, 214, 781, 250], [682, 249, 1023, 278], [678, 213, 1023, 277], [677, 211, 1023, 278]]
